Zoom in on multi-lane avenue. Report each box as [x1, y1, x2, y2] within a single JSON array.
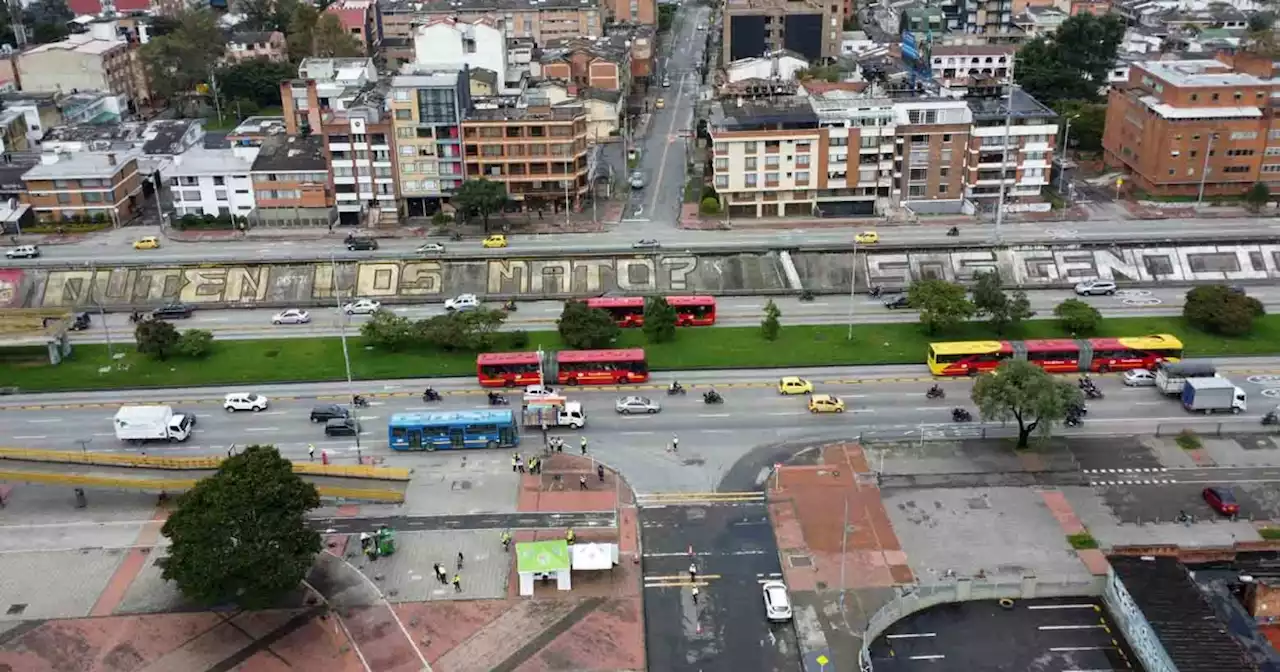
[[60, 284, 1280, 343]]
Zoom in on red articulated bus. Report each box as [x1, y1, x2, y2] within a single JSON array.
[[555, 348, 649, 385], [584, 296, 718, 327], [477, 351, 544, 388], [927, 334, 1184, 376], [1023, 339, 1084, 374]]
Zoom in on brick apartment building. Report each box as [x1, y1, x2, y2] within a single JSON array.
[[21, 151, 144, 224], [462, 105, 591, 212]]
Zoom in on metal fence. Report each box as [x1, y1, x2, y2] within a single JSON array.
[[1154, 420, 1280, 438], [843, 419, 1280, 447], [858, 575, 1105, 672]]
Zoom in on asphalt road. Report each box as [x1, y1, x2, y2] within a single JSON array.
[[4, 361, 1280, 493], [309, 510, 616, 534], [640, 501, 799, 672], [63, 284, 1270, 343]]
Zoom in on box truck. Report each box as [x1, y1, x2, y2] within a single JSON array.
[[1154, 360, 1218, 395], [113, 405, 196, 443], [521, 396, 586, 429], [1180, 378, 1246, 415]]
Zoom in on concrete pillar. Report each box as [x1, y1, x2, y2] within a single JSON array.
[[1021, 574, 1038, 599], [955, 577, 972, 600]]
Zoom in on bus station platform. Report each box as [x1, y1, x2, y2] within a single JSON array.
[[0, 448, 410, 503]]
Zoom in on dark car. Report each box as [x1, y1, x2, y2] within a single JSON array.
[[1202, 487, 1239, 516], [882, 295, 911, 309], [310, 404, 351, 423], [325, 418, 360, 437], [346, 237, 379, 251], [151, 303, 194, 319]]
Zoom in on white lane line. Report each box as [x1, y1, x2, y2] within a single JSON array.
[[699, 429, 734, 434], [850, 409, 877, 414], [255, 411, 286, 416], [911, 407, 945, 412], [11, 435, 48, 440], [25, 419, 63, 424], [1038, 625, 1105, 631], [92, 433, 116, 437], [697, 413, 731, 418], [243, 427, 280, 432], [908, 654, 945, 660], [1027, 604, 1098, 610], [1132, 401, 1166, 406], [886, 633, 936, 639]]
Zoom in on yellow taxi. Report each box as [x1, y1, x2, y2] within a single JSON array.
[[482, 234, 508, 249], [655, 98, 665, 110], [133, 236, 160, 250], [777, 376, 814, 395], [808, 394, 846, 414], [855, 231, 879, 244]]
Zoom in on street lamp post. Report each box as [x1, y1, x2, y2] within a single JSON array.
[[846, 237, 859, 341], [1057, 114, 1079, 195], [331, 254, 362, 463]]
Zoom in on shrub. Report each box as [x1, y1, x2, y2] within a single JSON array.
[[699, 197, 720, 215], [1184, 285, 1265, 336], [509, 329, 530, 349]]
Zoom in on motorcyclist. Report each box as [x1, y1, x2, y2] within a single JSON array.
[[487, 391, 500, 405], [946, 226, 960, 236], [669, 380, 683, 394], [927, 384, 944, 398], [704, 387, 721, 403], [352, 394, 367, 407], [423, 387, 440, 401]]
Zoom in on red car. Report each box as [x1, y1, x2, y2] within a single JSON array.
[[1202, 487, 1240, 516]]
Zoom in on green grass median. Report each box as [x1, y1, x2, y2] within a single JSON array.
[[3, 315, 1280, 393]]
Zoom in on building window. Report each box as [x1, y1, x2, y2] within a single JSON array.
[[714, 158, 728, 171], [56, 193, 71, 204], [743, 142, 757, 154], [1223, 166, 1250, 173], [1262, 164, 1280, 173], [396, 110, 412, 120], [908, 184, 925, 197], [796, 155, 810, 167], [1230, 131, 1258, 140], [938, 184, 947, 194], [715, 175, 728, 188], [745, 157, 757, 171], [745, 174, 757, 187], [795, 170, 809, 183], [765, 155, 779, 168]]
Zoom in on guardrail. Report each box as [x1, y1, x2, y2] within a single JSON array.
[[0, 448, 412, 480], [848, 418, 1280, 446], [858, 575, 1105, 671], [1154, 420, 1280, 438], [0, 468, 405, 502]]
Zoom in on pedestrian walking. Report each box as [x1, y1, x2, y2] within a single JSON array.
[[511, 453, 519, 473], [556, 437, 564, 453], [579, 475, 588, 490], [566, 527, 576, 545], [457, 552, 465, 570], [501, 531, 512, 552], [517, 456, 526, 474], [597, 464, 605, 482], [529, 457, 538, 474], [452, 574, 462, 592], [689, 562, 698, 582], [671, 434, 679, 453], [580, 437, 588, 455], [433, 563, 445, 584], [691, 586, 699, 604], [308, 444, 315, 461]]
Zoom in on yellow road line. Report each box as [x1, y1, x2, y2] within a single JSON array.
[[642, 580, 715, 588], [644, 574, 722, 581]]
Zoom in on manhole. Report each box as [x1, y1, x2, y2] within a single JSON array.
[[450, 480, 472, 491], [6, 604, 25, 615], [789, 555, 813, 568]]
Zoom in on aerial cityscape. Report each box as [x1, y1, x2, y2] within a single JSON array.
[[1, 0, 1280, 670]]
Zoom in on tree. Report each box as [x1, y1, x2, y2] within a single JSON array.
[[971, 360, 1083, 449], [312, 13, 365, 57], [24, 0, 72, 45], [642, 297, 678, 344], [160, 445, 321, 609], [452, 179, 509, 231], [1184, 285, 1265, 337], [136, 320, 180, 360], [557, 300, 619, 350], [1053, 298, 1102, 335], [1245, 182, 1271, 213], [907, 279, 974, 335], [360, 309, 416, 351], [176, 329, 214, 358], [419, 309, 507, 351], [1016, 14, 1126, 104], [285, 1, 321, 63], [216, 59, 298, 110], [972, 270, 1034, 334], [761, 299, 781, 341], [235, 0, 303, 32], [140, 9, 227, 116], [1050, 101, 1106, 153]]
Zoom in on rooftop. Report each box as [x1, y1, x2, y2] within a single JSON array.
[[23, 151, 136, 181], [23, 33, 126, 57], [168, 147, 259, 177], [967, 87, 1057, 120], [1109, 555, 1258, 672], [228, 116, 289, 138], [465, 105, 585, 122], [381, 0, 603, 13], [710, 98, 819, 132], [392, 70, 463, 88], [249, 135, 328, 173], [41, 119, 204, 154], [1140, 58, 1273, 87]]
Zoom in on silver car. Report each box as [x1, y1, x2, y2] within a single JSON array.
[[629, 171, 646, 189], [615, 396, 661, 414], [272, 309, 311, 325], [1074, 280, 1116, 296]]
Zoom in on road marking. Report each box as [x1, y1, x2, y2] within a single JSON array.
[[908, 655, 945, 660], [1027, 604, 1099, 610], [11, 435, 47, 440], [886, 633, 936, 639], [698, 429, 734, 434], [25, 419, 63, 424], [1038, 624, 1105, 631], [911, 407, 943, 412], [92, 433, 116, 437], [645, 573, 722, 581], [697, 413, 731, 418], [243, 427, 279, 432]]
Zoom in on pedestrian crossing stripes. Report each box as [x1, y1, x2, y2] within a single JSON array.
[[1083, 468, 1177, 486], [1082, 468, 1168, 474], [635, 491, 766, 507], [1090, 479, 1179, 486], [756, 572, 783, 584]]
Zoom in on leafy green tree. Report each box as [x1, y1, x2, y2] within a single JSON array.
[[1245, 182, 1271, 212], [285, 1, 321, 63], [761, 299, 781, 341], [642, 297, 678, 344], [908, 279, 974, 335], [1184, 285, 1265, 337], [135, 320, 180, 360], [176, 329, 214, 358], [1050, 101, 1106, 153], [141, 9, 228, 116], [312, 13, 365, 57], [360, 309, 417, 351], [557, 300, 619, 350], [1016, 14, 1126, 104], [452, 179, 509, 231], [419, 308, 507, 351], [1053, 298, 1102, 335], [971, 360, 1083, 449], [216, 59, 298, 110], [972, 271, 1034, 334], [24, 0, 72, 44], [160, 445, 321, 609]]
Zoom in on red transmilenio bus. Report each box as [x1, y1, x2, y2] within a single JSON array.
[[556, 348, 649, 385], [584, 296, 717, 327], [476, 351, 544, 388]]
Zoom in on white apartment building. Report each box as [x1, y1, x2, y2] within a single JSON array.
[[165, 147, 261, 218], [810, 90, 895, 216], [414, 18, 508, 84], [965, 89, 1058, 202]]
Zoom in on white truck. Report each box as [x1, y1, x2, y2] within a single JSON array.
[[1154, 360, 1218, 395], [1180, 378, 1246, 415], [113, 405, 196, 443], [521, 395, 586, 429]]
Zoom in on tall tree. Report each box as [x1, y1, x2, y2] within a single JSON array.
[[971, 360, 1082, 449], [908, 279, 974, 335], [160, 446, 321, 609], [216, 59, 298, 109], [24, 0, 72, 44], [971, 270, 1034, 334], [642, 297, 678, 344], [312, 13, 364, 58], [1050, 101, 1106, 153], [140, 9, 227, 116], [1015, 14, 1125, 104], [761, 299, 781, 341], [452, 179, 509, 231], [285, 1, 321, 63], [135, 320, 180, 360], [557, 300, 619, 350]]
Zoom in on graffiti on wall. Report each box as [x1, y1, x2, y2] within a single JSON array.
[[32, 255, 705, 308]]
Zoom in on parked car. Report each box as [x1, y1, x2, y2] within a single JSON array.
[[445, 293, 480, 312], [1122, 369, 1156, 387], [346, 236, 378, 251], [1074, 280, 1117, 296], [615, 396, 661, 414], [151, 303, 194, 319], [224, 393, 269, 413], [309, 404, 351, 423], [272, 309, 311, 325], [325, 418, 361, 437], [4, 244, 39, 258], [761, 580, 793, 621], [1202, 486, 1240, 516], [882, 295, 910, 310], [342, 298, 381, 315]]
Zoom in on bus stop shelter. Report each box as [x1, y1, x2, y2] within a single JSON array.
[[0, 309, 75, 366], [516, 539, 572, 596]]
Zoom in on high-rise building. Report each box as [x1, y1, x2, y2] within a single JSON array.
[[389, 70, 472, 217]]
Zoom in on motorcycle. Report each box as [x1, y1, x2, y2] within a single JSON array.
[[951, 408, 972, 423], [926, 386, 946, 400], [422, 388, 442, 402], [1068, 403, 1088, 417], [667, 383, 687, 396], [503, 300, 518, 313], [1084, 387, 1104, 400], [703, 391, 724, 405], [946, 226, 960, 237], [799, 290, 815, 302], [1263, 412, 1279, 426], [869, 285, 883, 298], [129, 311, 143, 324], [352, 395, 370, 408], [1064, 414, 1082, 427], [487, 393, 509, 406]]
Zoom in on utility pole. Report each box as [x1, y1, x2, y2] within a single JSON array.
[[331, 254, 362, 463], [846, 237, 859, 341], [1197, 133, 1216, 206], [992, 61, 1016, 245]]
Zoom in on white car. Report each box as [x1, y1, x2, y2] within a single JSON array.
[[342, 298, 381, 315], [417, 242, 446, 254], [224, 392, 269, 412], [615, 396, 661, 414], [1074, 280, 1117, 296], [445, 293, 480, 312], [1123, 369, 1156, 387], [272, 309, 311, 325], [524, 384, 558, 399], [4, 244, 39, 259], [762, 580, 792, 621]]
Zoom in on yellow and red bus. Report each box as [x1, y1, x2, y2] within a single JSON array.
[[584, 296, 718, 328], [927, 334, 1183, 376], [555, 348, 649, 385], [477, 351, 544, 388]]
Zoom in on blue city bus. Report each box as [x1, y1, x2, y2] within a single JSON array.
[[387, 410, 520, 451]]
